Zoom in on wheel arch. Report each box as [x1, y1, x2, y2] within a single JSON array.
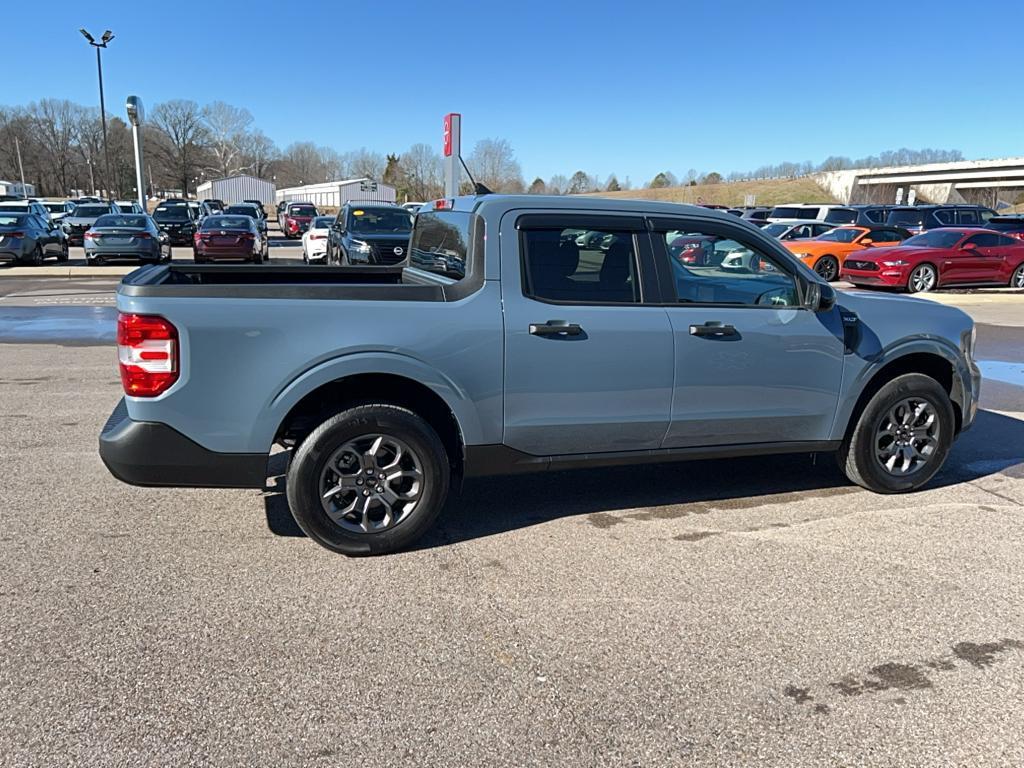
[[836, 347, 964, 443]]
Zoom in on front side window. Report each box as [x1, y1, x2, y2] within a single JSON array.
[[864, 208, 887, 223], [934, 209, 955, 225], [957, 209, 981, 226], [965, 233, 1000, 248], [658, 227, 799, 307], [816, 227, 862, 243], [522, 228, 639, 304], [888, 210, 923, 227]]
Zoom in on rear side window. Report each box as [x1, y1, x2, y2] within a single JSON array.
[[825, 208, 856, 224], [888, 210, 923, 227], [521, 228, 639, 304], [409, 210, 476, 281], [864, 208, 888, 223], [934, 209, 955, 225], [770, 206, 803, 218], [956, 209, 981, 226]]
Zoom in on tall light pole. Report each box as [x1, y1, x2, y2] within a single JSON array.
[[80, 28, 114, 199]]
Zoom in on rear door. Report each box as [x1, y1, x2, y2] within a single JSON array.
[[649, 215, 844, 448], [500, 212, 673, 455]]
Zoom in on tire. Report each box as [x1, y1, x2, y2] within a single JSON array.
[[286, 404, 450, 556], [1010, 262, 1024, 289], [814, 255, 840, 282], [25, 244, 43, 266], [837, 373, 955, 494], [57, 242, 69, 263], [907, 263, 937, 293]]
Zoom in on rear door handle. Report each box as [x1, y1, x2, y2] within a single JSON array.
[[689, 322, 737, 338], [529, 320, 583, 337]]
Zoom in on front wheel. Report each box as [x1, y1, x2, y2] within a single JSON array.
[[1010, 262, 1024, 289], [907, 263, 937, 293], [814, 255, 840, 282], [837, 373, 955, 493], [286, 404, 450, 555]]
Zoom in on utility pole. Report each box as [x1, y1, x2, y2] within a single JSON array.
[[80, 29, 115, 198], [15, 136, 27, 197]]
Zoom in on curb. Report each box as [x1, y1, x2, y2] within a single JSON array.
[[0, 267, 135, 278]]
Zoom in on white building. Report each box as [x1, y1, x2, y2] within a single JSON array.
[[275, 178, 396, 209], [196, 174, 276, 205], [0, 180, 37, 198]]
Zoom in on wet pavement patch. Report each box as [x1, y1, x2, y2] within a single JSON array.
[[952, 639, 1024, 668], [0, 305, 117, 345]]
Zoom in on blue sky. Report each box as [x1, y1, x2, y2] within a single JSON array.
[[5, 0, 1023, 184]]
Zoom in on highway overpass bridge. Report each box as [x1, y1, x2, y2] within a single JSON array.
[[816, 157, 1024, 206]]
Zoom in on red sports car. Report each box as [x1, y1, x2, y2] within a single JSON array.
[[841, 227, 1024, 293]]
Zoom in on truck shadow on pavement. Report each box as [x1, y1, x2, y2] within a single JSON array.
[[263, 409, 1024, 546]]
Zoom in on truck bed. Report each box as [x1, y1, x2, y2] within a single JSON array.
[[119, 263, 457, 301]]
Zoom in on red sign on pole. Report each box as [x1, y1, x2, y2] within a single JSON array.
[[443, 113, 459, 157]]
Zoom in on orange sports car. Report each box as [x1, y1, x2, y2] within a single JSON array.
[[782, 225, 911, 281]]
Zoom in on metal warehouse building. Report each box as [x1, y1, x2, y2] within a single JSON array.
[[275, 178, 396, 209], [196, 174, 276, 205]]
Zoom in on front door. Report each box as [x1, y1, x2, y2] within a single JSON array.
[[650, 216, 845, 448], [500, 212, 673, 456]]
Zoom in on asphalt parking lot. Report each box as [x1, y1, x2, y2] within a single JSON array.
[[2, 227, 1023, 766]]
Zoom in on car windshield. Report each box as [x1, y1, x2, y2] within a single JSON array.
[[888, 210, 924, 226], [1, 203, 30, 212], [903, 231, 965, 248], [816, 228, 862, 243], [761, 223, 789, 237], [289, 205, 317, 217], [202, 216, 252, 230], [824, 208, 857, 224], [224, 206, 257, 217], [348, 207, 413, 234], [0, 214, 27, 227], [95, 215, 147, 228], [153, 206, 191, 221], [312, 216, 334, 228], [73, 205, 111, 217], [44, 203, 67, 212]]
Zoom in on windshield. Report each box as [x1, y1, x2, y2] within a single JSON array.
[[824, 208, 856, 224], [0, 214, 27, 227], [903, 231, 965, 248], [1, 203, 30, 212], [73, 205, 111, 217], [312, 216, 334, 228], [409, 210, 475, 280], [289, 205, 317, 217], [153, 206, 191, 221], [95, 214, 147, 228], [761, 223, 789, 237], [888, 210, 924, 226], [44, 203, 67, 213], [348, 207, 413, 234], [202, 216, 253, 230], [816, 227, 862, 243]]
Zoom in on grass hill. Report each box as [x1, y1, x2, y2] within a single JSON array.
[[583, 176, 836, 207]]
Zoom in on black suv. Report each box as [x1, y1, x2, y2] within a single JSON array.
[[885, 204, 995, 233], [824, 205, 895, 226], [152, 202, 198, 245], [326, 203, 413, 266]]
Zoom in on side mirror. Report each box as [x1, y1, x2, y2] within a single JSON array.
[[860, 238, 873, 245], [803, 280, 836, 312]]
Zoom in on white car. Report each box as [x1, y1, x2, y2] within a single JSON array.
[[759, 219, 834, 241], [301, 215, 334, 264], [766, 204, 847, 223], [115, 200, 146, 214], [402, 201, 425, 213], [42, 200, 77, 222]]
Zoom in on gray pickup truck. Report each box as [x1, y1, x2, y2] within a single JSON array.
[[100, 195, 981, 555]]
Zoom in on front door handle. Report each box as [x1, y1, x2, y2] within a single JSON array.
[[689, 322, 737, 338], [529, 320, 583, 337]]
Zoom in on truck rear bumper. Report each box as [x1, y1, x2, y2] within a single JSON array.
[[99, 399, 268, 488]]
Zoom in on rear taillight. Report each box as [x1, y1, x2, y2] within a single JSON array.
[[84, 231, 97, 240], [1, 231, 25, 238], [117, 313, 179, 397], [194, 232, 204, 244], [286, 217, 297, 229], [239, 232, 254, 240], [310, 234, 326, 240], [137, 232, 151, 239]]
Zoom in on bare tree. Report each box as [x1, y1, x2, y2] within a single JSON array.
[[547, 174, 569, 195], [467, 138, 524, 193], [150, 100, 208, 195], [201, 101, 254, 177], [402, 143, 443, 201], [345, 147, 386, 180], [28, 100, 82, 196], [567, 170, 591, 194], [239, 130, 278, 179]]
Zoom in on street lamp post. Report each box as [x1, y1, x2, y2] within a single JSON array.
[[80, 28, 114, 199], [125, 96, 146, 210]]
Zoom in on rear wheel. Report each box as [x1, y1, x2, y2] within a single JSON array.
[[1011, 262, 1024, 289], [57, 241, 69, 262], [25, 244, 43, 266], [838, 373, 954, 493], [286, 404, 450, 556], [907, 263, 937, 293], [814, 255, 840, 282]]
